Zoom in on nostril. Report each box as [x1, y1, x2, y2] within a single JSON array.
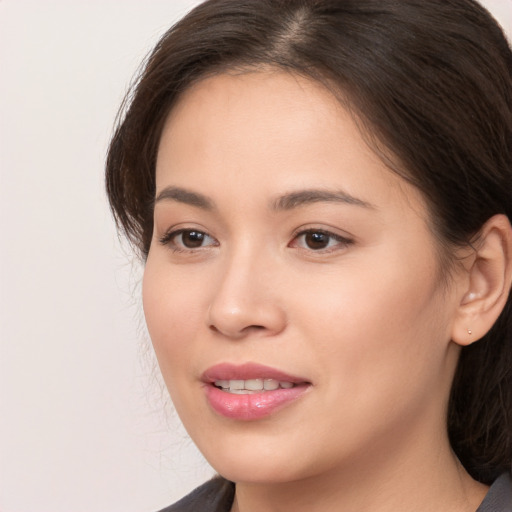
[[247, 325, 265, 331], [207, 300, 287, 338], [208, 323, 266, 338], [240, 324, 266, 335]]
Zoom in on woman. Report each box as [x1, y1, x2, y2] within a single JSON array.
[[106, 0, 512, 510]]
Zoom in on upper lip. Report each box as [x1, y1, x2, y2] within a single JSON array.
[[202, 362, 309, 384]]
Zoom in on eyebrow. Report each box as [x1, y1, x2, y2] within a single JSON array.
[[154, 186, 374, 212], [272, 189, 374, 211], [155, 186, 214, 210]]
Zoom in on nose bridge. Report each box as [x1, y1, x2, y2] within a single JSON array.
[[207, 240, 285, 338]]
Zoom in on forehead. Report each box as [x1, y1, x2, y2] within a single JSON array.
[[156, 70, 425, 216], [159, 70, 349, 165]]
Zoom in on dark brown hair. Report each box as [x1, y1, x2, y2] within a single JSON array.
[[106, 0, 512, 484]]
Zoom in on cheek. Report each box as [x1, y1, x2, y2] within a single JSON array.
[[142, 257, 205, 379], [294, 249, 449, 391]]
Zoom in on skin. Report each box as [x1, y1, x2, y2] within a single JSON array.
[[143, 71, 492, 511]]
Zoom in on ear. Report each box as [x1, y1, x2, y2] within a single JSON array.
[[451, 214, 512, 346]]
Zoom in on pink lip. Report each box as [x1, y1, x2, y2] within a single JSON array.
[[202, 362, 308, 383], [202, 363, 311, 421]]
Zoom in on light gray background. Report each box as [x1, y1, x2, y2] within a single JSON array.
[[1, 1, 511, 511]]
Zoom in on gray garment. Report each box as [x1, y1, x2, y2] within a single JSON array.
[[160, 472, 512, 512], [159, 477, 233, 512], [477, 473, 512, 512]]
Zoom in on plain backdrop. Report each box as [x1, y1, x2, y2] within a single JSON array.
[[0, 1, 511, 511]]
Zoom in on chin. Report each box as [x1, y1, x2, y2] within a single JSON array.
[[212, 457, 305, 485], [190, 428, 311, 484]]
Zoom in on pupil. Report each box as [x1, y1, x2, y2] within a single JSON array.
[[183, 231, 204, 248], [306, 232, 329, 249]]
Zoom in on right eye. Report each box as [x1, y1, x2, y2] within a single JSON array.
[[159, 229, 218, 251]]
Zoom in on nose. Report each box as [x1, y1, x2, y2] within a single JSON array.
[[206, 250, 287, 340]]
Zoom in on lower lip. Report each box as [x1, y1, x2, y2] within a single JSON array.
[[204, 384, 310, 421]]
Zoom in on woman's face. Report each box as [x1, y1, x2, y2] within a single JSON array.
[[144, 71, 463, 484]]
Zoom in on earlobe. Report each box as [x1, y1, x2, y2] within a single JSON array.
[[451, 214, 512, 346]]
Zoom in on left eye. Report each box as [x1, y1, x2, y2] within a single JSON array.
[[291, 230, 352, 251]]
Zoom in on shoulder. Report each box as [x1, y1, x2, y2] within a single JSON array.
[[157, 477, 235, 512], [477, 473, 512, 512]]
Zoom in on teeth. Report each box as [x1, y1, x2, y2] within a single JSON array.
[[264, 379, 279, 390], [214, 379, 296, 393], [229, 380, 244, 391], [245, 379, 264, 391]]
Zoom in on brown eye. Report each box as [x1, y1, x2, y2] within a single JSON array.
[[304, 232, 330, 250], [289, 229, 353, 253], [159, 228, 217, 251], [180, 230, 206, 248]]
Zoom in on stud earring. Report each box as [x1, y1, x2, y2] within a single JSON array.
[[468, 328, 472, 335]]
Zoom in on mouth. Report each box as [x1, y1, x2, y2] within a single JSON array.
[[202, 363, 311, 420], [213, 378, 297, 394]]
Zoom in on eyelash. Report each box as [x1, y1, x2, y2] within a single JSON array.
[[289, 229, 354, 253], [158, 228, 354, 254], [158, 228, 218, 253]]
